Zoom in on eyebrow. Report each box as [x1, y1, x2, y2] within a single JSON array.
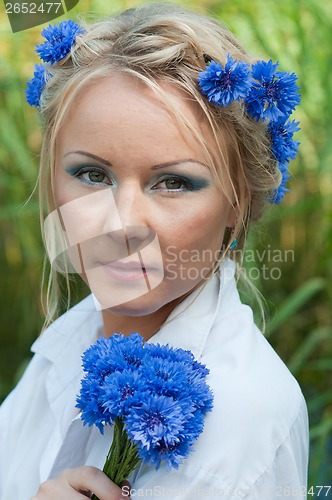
[[63, 151, 112, 167], [151, 159, 208, 170], [63, 151, 208, 170]]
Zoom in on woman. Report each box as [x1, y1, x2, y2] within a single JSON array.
[[0, 3, 308, 499]]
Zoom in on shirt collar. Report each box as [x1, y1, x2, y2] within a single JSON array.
[[31, 295, 103, 359], [147, 257, 237, 359], [31, 295, 103, 393], [31, 258, 237, 382]]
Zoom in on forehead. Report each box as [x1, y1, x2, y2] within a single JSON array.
[[65, 72, 202, 122], [56, 73, 213, 159]]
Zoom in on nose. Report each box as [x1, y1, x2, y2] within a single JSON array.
[[106, 182, 153, 252]]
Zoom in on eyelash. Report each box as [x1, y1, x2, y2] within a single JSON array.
[[71, 167, 199, 193], [74, 167, 113, 187], [153, 176, 196, 193]]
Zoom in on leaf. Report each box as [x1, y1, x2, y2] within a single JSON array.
[[288, 327, 332, 375], [310, 417, 332, 440], [266, 278, 325, 336], [307, 390, 332, 413]]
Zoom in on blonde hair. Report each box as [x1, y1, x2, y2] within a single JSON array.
[[37, 2, 280, 328]]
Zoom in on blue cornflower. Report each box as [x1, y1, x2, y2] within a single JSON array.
[[125, 394, 186, 449], [268, 118, 300, 164], [270, 169, 291, 205], [101, 370, 144, 419], [81, 333, 145, 376], [191, 358, 210, 378], [146, 342, 196, 363], [77, 333, 146, 433], [76, 376, 108, 433], [25, 63, 50, 107], [181, 369, 214, 413], [81, 336, 114, 374], [147, 342, 210, 378], [141, 355, 192, 398], [246, 59, 300, 122], [125, 394, 189, 469], [36, 20, 84, 64], [142, 353, 213, 413], [141, 436, 192, 470], [198, 55, 251, 107], [76, 333, 214, 482], [183, 411, 205, 440]]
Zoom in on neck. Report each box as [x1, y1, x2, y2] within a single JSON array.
[[100, 278, 209, 342], [101, 298, 182, 342]]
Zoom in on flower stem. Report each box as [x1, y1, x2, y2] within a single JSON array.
[[91, 418, 141, 500]]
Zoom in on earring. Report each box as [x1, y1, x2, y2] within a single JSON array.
[[230, 238, 238, 249]]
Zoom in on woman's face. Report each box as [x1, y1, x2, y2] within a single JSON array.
[[53, 74, 234, 315]]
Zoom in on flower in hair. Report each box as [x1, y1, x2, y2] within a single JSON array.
[[268, 118, 300, 164], [270, 168, 291, 205], [25, 63, 51, 107], [245, 60, 300, 122], [197, 55, 301, 204], [26, 20, 84, 108], [198, 55, 251, 107], [36, 20, 84, 64]]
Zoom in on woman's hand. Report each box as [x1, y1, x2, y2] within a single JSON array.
[[31, 466, 130, 499]]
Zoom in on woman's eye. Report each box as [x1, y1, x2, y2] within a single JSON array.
[[84, 171, 105, 183], [75, 168, 113, 186], [154, 177, 189, 191], [163, 178, 184, 190]]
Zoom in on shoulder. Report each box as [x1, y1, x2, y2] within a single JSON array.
[[0, 295, 102, 493], [135, 271, 308, 496], [197, 298, 309, 492], [0, 294, 101, 433], [206, 299, 303, 421], [33, 295, 100, 343], [30, 294, 102, 359]]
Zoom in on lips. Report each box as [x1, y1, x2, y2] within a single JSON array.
[[100, 260, 159, 272], [98, 259, 161, 282]]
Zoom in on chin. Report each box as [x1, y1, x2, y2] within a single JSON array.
[[92, 277, 197, 317], [96, 299, 155, 316], [102, 299, 162, 317]]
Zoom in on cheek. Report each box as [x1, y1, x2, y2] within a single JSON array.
[[159, 197, 228, 255], [187, 207, 223, 234], [181, 198, 226, 237], [54, 171, 73, 208]]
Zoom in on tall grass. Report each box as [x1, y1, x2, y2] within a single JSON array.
[[0, 0, 331, 487]]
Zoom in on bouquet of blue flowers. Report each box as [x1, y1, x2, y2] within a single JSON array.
[[76, 333, 213, 499]]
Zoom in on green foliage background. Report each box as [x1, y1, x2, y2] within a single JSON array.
[[0, 0, 331, 487]]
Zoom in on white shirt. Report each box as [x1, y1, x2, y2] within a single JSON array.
[[0, 259, 309, 499]]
